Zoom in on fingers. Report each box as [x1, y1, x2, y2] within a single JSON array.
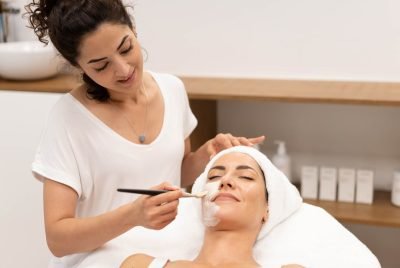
[[248, 135, 266, 145], [208, 133, 266, 157], [144, 203, 179, 230], [150, 181, 180, 191], [237, 136, 253, 146], [212, 133, 242, 149], [156, 200, 179, 216], [137, 185, 181, 230], [215, 133, 234, 148], [148, 188, 183, 206], [155, 212, 179, 229]]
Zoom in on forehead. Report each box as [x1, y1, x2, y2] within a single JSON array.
[[78, 23, 133, 60], [211, 152, 261, 172]]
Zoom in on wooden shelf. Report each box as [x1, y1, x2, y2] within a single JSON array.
[[0, 74, 78, 94], [304, 191, 400, 228], [182, 77, 400, 106], [2, 74, 400, 106]]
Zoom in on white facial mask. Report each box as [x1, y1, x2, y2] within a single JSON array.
[[201, 181, 221, 227]]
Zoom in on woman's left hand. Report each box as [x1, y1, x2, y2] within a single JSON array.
[[206, 133, 265, 159]]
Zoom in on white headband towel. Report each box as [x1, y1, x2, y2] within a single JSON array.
[[191, 146, 303, 239]]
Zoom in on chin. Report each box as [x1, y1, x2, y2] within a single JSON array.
[[212, 219, 244, 231], [215, 211, 241, 225]]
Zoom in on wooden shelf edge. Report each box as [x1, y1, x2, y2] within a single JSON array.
[[304, 191, 400, 228], [2, 74, 400, 106]]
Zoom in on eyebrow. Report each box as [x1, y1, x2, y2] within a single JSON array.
[[209, 166, 225, 171], [236, 165, 256, 172], [209, 165, 256, 172], [87, 35, 130, 64]]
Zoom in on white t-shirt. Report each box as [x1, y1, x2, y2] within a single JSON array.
[[32, 72, 197, 267]]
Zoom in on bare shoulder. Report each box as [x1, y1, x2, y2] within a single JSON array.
[[120, 253, 154, 268], [167, 260, 206, 268]]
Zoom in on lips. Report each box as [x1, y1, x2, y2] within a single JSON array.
[[118, 69, 135, 83], [212, 192, 240, 202]]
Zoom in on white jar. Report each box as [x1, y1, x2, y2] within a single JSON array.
[[392, 171, 400, 207]]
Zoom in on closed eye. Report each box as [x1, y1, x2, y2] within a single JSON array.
[[240, 176, 254, 180], [94, 43, 132, 72], [208, 175, 221, 181], [95, 62, 109, 72], [121, 44, 133, 55]]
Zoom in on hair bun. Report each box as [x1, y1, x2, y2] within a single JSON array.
[[42, 0, 59, 16], [26, 0, 60, 44]]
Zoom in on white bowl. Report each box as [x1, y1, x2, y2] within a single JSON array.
[[0, 41, 61, 80]]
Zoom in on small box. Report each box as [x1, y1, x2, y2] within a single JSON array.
[[356, 169, 374, 204], [338, 168, 356, 203], [301, 166, 318, 199], [319, 167, 337, 201]]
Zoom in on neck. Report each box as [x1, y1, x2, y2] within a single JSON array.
[[109, 84, 145, 105], [194, 228, 259, 267]]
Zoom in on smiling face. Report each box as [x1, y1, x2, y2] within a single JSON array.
[[204, 152, 268, 231], [76, 23, 144, 99]]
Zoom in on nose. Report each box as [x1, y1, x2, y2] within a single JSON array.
[[218, 175, 235, 190], [114, 56, 130, 77]]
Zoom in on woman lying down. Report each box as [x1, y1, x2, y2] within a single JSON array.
[[121, 146, 305, 268]]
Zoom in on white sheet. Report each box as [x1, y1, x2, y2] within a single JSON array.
[[253, 203, 381, 268], [73, 200, 380, 268]]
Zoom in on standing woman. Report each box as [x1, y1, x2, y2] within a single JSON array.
[[26, 0, 264, 266]]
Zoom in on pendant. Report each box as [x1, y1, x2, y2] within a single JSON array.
[[139, 134, 146, 144]]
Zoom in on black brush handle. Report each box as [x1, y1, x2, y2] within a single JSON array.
[[117, 188, 169, 196]]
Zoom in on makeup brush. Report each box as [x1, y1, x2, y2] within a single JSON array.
[[117, 188, 208, 198]]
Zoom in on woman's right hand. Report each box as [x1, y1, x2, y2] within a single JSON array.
[[132, 182, 183, 230]]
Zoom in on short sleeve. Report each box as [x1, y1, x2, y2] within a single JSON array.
[[32, 101, 82, 197], [179, 80, 198, 139]]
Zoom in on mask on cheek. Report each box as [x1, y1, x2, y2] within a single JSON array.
[[201, 181, 221, 227]]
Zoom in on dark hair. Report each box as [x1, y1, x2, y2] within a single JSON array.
[[259, 167, 269, 202], [26, 0, 134, 101]]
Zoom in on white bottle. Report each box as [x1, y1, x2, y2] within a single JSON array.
[[272, 140, 291, 182], [392, 171, 400, 207]]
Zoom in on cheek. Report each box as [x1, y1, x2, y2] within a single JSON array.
[[244, 187, 267, 213], [87, 70, 112, 86], [201, 181, 221, 227]]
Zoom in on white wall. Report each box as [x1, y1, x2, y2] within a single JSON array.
[[0, 91, 60, 267], [135, 0, 400, 81]]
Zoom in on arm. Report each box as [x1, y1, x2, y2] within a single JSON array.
[[181, 134, 265, 187], [120, 253, 154, 268], [181, 138, 209, 187], [43, 178, 182, 257]]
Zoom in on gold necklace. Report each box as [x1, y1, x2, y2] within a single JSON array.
[[109, 82, 148, 144]]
